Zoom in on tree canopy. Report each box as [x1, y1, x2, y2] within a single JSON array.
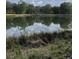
[[6, 1, 72, 14]]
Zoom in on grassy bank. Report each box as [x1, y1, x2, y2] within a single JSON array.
[[6, 14, 71, 17], [6, 30, 72, 59], [6, 14, 32, 19], [7, 40, 71, 59]]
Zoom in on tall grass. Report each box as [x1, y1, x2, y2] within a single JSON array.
[[6, 31, 72, 59], [7, 39, 72, 59]]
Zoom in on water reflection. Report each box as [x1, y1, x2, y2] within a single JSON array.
[[6, 14, 72, 29]]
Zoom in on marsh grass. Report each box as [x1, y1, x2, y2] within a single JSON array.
[[6, 39, 72, 59], [6, 31, 72, 59]]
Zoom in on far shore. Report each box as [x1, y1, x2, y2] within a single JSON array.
[[6, 14, 71, 17], [6, 14, 32, 17]]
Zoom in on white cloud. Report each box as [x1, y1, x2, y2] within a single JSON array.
[[6, 23, 62, 38], [36, 1, 43, 6], [7, 0, 72, 6]]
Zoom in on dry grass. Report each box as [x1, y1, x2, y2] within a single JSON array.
[[6, 31, 72, 59], [7, 39, 72, 59]]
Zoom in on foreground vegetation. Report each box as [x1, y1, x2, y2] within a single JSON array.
[[6, 30, 72, 59]]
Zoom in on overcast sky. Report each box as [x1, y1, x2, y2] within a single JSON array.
[[7, 0, 72, 6]]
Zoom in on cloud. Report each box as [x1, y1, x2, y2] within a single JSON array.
[[28, 0, 72, 6], [7, 0, 72, 6], [36, 1, 43, 6]]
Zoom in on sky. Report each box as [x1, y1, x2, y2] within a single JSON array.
[[7, 0, 72, 6]]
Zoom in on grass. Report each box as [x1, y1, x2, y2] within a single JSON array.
[[6, 14, 32, 18], [6, 39, 72, 59], [6, 31, 72, 59]]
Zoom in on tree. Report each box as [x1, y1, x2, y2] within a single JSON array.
[[52, 6, 60, 14], [60, 2, 72, 14], [40, 4, 53, 14], [26, 4, 36, 14], [6, 1, 72, 14], [6, 1, 14, 13], [13, 3, 18, 14], [18, 2, 27, 14]]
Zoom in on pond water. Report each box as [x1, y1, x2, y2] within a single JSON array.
[[6, 14, 72, 29]]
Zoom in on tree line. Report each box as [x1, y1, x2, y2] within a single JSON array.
[[6, 1, 72, 14]]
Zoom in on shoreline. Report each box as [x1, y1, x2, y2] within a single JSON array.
[[6, 14, 72, 17]]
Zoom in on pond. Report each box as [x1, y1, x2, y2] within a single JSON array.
[[6, 14, 72, 29]]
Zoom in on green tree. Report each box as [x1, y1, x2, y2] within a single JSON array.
[[6, 1, 14, 13], [60, 2, 72, 14], [13, 3, 18, 14], [6, 1, 72, 14], [52, 6, 60, 14], [40, 4, 53, 14], [26, 4, 36, 14], [18, 2, 27, 14]]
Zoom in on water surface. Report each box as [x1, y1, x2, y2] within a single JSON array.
[[6, 14, 72, 29]]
